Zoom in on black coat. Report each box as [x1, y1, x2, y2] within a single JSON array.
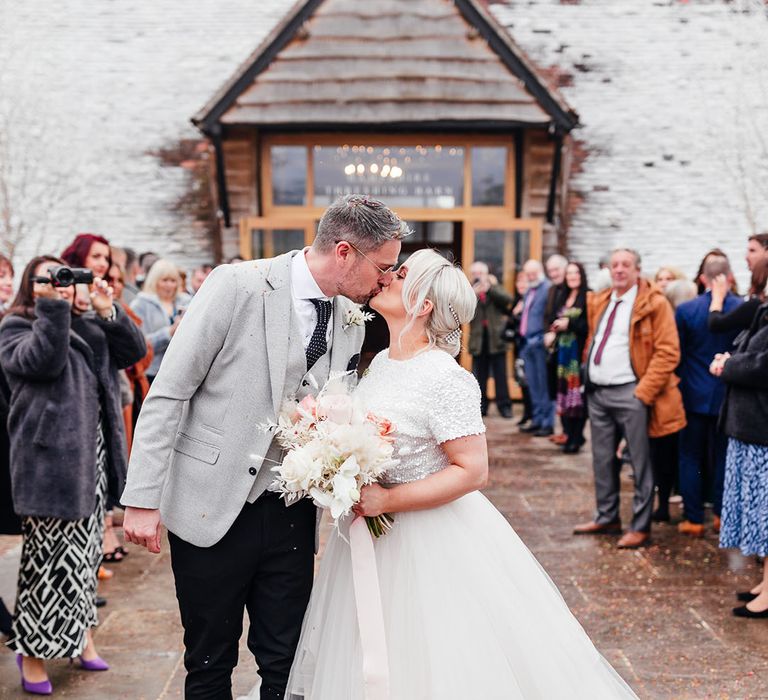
[[720, 302, 768, 447], [0, 369, 20, 534], [0, 299, 146, 520]]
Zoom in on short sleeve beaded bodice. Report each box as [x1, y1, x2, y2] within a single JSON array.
[[354, 349, 486, 485]]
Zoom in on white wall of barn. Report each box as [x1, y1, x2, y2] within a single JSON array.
[[0, 0, 293, 270], [491, 0, 768, 289], [1, 0, 766, 290]]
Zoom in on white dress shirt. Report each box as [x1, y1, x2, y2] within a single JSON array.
[[587, 283, 638, 386], [291, 248, 333, 350]]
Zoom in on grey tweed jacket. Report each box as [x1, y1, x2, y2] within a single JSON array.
[[120, 252, 365, 547]]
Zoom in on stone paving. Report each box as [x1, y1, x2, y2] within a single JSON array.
[[1, 410, 767, 698]]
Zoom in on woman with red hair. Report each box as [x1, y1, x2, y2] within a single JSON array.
[[61, 234, 112, 279]]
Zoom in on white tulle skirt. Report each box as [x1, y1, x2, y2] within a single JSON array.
[[285, 491, 637, 700]]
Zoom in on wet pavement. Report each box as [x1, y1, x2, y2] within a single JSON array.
[[1, 408, 767, 698]]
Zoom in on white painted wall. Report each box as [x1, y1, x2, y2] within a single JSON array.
[[0, 0, 293, 269], [491, 0, 768, 290]]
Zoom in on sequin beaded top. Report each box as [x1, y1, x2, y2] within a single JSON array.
[[354, 348, 486, 485]]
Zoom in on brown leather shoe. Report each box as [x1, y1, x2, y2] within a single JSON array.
[[617, 531, 650, 549], [678, 520, 705, 537], [573, 520, 622, 535]]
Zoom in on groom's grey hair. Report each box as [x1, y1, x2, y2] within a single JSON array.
[[313, 194, 411, 254]]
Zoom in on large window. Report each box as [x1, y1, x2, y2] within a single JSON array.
[[313, 145, 465, 208], [264, 137, 513, 211], [271, 146, 307, 205], [473, 229, 531, 289], [471, 147, 507, 206]]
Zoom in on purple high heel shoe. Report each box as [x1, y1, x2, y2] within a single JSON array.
[[16, 654, 53, 695], [76, 655, 110, 671]]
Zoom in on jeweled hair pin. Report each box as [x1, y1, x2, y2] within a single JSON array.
[[445, 303, 462, 343]]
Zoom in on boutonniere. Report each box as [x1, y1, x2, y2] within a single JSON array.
[[343, 304, 375, 330]]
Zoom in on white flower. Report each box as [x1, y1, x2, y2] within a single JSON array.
[[343, 304, 375, 330], [273, 446, 322, 493]]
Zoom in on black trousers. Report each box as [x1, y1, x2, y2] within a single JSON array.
[[650, 432, 679, 517], [169, 492, 316, 700], [472, 351, 511, 414]]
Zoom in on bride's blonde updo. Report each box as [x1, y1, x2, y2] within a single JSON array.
[[400, 249, 477, 357]]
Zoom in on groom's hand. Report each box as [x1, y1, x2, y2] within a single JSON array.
[[123, 506, 163, 554]]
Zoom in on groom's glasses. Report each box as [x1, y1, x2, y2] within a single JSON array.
[[338, 240, 399, 278]]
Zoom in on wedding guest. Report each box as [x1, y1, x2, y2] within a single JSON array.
[[509, 273, 533, 425], [130, 259, 186, 383], [593, 254, 612, 292], [0, 366, 20, 638], [137, 251, 159, 290], [468, 261, 513, 418], [61, 233, 112, 279], [713, 295, 768, 618], [188, 264, 215, 296], [746, 232, 768, 273], [122, 247, 141, 304], [0, 255, 14, 313], [663, 279, 697, 309], [675, 256, 742, 536], [654, 266, 686, 293], [0, 255, 145, 692], [709, 259, 768, 334], [544, 254, 570, 444], [648, 277, 696, 522], [109, 263, 154, 442], [519, 259, 554, 436], [693, 249, 738, 295], [574, 248, 685, 548], [550, 262, 589, 453]]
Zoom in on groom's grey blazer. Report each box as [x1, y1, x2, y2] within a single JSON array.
[[120, 252, 365, 547]]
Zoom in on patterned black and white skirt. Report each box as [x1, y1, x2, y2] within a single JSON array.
[[7, 418, 108, 659]]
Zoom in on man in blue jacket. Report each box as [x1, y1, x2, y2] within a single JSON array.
[[675, 255, 742, 537], [519, 259, 553, 436]]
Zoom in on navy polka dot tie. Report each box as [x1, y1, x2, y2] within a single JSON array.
[[306, 299, 332, 370]]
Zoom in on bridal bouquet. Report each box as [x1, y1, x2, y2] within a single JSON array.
[[269, 375, 397, 537]]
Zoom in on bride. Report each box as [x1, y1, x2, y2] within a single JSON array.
[[280, 249, 637, 699]]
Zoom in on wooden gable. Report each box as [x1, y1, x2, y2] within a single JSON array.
[[193, 0, 577, 132]]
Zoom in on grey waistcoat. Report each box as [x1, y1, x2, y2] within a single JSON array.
[[247, 310, 333, 502]]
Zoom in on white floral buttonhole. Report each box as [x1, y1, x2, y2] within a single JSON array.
[[343, 304, 375, 331]]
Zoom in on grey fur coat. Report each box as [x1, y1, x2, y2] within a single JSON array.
[[0, 299, 146, 520]]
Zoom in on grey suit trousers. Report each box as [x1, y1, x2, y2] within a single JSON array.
[[587, 383, 654, 533]]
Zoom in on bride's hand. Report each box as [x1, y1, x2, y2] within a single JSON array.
[[353, 483, 390, 518]]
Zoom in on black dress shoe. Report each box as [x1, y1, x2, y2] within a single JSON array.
[[737, 591, 759, 603], [516, 415, 532, 426], [733, 604, 768, 618], [520, 424, 541, 433], [533, 427, 554, 437], [499, 407, 513, 419], [95, 596, 107, 608], [563, 442, 582, 454]]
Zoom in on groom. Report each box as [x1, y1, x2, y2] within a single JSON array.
[[121, 194, 407, 699]]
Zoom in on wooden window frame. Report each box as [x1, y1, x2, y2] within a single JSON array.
[[261, 132, 517, 220]]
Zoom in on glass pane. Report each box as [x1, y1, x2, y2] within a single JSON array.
[[427, 221, 454, 244], [313, 144, 464, 208], [251, 229, 305, 259], [473, 229, 530, 290], [271, 146, 307, 205], [471, 147, 507, 206]]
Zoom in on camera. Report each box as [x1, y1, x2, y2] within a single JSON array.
[[33, 265, 94, 288]]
